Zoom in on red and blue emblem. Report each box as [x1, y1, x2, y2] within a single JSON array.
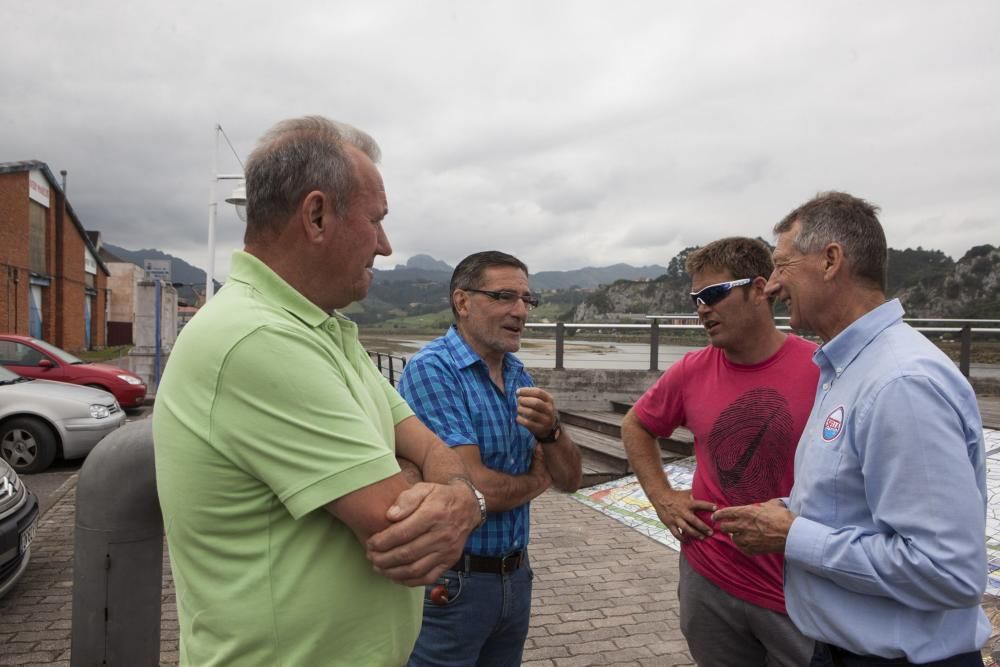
[[822, 406, 845, 442]]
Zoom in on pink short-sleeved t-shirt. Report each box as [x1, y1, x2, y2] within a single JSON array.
[[633, 334, 818, 613]]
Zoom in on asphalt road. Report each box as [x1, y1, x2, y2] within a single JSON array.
[[20, 403, 153, 514]]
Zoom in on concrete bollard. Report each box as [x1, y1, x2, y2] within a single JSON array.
[[71, 419, 163, 666]]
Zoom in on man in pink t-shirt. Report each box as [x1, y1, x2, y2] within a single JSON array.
[[623, 237, 819, 667]]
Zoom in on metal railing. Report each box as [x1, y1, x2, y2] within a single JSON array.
[[523, 317, 1000, 378], [369, 351, 407, 386], [363, 318, 998, 378]]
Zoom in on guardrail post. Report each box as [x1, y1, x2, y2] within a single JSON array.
[[388, 355, 396, 386], [649, 319, 660, 371], [960, 324, 971, 378], [555, 322, 565, 370]]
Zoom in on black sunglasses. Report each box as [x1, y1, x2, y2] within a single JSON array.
[[689, 279, 752, 307], [464, 288, 540, 310]]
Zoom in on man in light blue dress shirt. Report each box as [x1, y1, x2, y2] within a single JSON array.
[[714, 192, 989, 666]]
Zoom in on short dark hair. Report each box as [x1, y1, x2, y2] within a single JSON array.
[[685, 237, 774, 283], [774, 191, 887, 290], [243, 116, 381, 243], [449, 251, 529, 318]]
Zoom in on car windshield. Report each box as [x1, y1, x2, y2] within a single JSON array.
[[0, 366, 30, 385], [27, 337, 86, 365]]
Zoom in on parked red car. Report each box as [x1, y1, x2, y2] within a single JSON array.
[[0, 335, 147, 408]]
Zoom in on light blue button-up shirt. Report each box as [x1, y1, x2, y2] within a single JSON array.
[[785, 299, 990, 661]]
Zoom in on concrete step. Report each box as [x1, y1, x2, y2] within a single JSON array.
[[610, 400, 633, 415], [565, 425, 630, 475], [979, 396, 1000, 430], [561, 409, 694, 457], [565, 424, 690, 489], [561, 410, 624, 439]]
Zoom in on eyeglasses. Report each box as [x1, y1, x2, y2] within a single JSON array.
[[689, 279, 752, 307], [463, 288, 540, 310]]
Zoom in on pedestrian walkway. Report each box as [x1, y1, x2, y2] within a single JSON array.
[[0, 479, 694, 666]]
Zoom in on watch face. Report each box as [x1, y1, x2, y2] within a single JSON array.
[[539, 426, 561, 443]]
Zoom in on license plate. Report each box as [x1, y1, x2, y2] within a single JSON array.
[[19, 519, 37, 555]]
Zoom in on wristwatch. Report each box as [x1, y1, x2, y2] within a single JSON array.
[[451, 476, 487, 527], [537, 415, 562, 444]]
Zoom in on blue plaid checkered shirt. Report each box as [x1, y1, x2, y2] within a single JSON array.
[[398, 325, 536, 557]]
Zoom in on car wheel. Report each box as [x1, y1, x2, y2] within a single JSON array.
[[0, 417, 58, 474]]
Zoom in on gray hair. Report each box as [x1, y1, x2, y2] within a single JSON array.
[[449, 251, 529, 318], [774, 191, 887, 290], [243, 116, 381, 242]]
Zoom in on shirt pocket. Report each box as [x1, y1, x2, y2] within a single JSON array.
[[795, 437, 845, 525]]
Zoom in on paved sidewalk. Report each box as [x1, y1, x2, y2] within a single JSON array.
[[0, 481, 693, 666]]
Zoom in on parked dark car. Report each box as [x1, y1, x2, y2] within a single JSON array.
[[0, 457, 38, 597], [0, 335, 146, 408]]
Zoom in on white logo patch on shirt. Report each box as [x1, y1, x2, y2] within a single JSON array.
[[822, 405, 845, 442]]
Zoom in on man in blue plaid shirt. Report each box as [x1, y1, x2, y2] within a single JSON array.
[[399, 250, 583, 667]]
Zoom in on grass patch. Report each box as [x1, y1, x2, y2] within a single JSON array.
[[76, 345, 132, 362]]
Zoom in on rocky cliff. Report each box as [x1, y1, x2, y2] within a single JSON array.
[[897, 245, 1000, 318], [573, 244, 1000, 321]]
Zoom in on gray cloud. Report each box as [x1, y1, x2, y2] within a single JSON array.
[[2, 0, 997, 279]]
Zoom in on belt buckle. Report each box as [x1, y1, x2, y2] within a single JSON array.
[[500, 550, 522, 574]]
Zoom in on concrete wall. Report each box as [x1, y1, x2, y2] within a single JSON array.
[[108, 262, 144, 322], [530, 368, 663, 410], [127, 281, 178, 392], [531, 368, 999, 410], [132, 281, 177, 352], [973, 377, 1000, 397]]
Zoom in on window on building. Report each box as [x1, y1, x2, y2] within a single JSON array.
[[29, 201, 47, 274]]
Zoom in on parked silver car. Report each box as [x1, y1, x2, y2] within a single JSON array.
[[0, 366, 126, 473], [0, 458, 38, 597]]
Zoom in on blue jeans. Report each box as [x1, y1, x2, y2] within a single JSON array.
[[406, 560, 533, 667]]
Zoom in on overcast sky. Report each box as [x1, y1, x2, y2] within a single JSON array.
[[3, 1, 998, 280]]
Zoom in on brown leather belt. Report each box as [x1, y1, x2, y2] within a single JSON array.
[[451, 550, 526, 575]]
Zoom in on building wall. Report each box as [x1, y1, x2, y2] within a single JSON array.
[[51, 197, 108, 350], [0, 172, 31, 335], [530, 368, 663, 411], [0, 165, 110, 350], [108, 262, 144, 322]]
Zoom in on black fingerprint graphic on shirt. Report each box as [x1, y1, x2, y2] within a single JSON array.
[[707, 387, 794, 506]]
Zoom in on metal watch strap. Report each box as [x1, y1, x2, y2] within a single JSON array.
[[450, 476, 487, 527]]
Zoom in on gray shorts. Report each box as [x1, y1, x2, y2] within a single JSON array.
[[678, 556, 814, 667]]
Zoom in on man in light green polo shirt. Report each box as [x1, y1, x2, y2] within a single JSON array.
[[153, 116, 483, 666]]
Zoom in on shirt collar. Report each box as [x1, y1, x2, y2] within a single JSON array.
[[816, 298, 904, 373], [226, 250, 333, 329], [443, 325, 524, 374]]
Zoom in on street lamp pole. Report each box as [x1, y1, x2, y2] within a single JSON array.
[[206, 123, 245, 301]]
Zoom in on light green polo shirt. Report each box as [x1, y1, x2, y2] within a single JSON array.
[[153, 251, 421, 667]]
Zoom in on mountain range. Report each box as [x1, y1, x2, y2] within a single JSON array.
[[99, 245, 667, 312], [99, 242, 1000, 321], [102, 243, 220, 305], [374, 254, 667, 290]]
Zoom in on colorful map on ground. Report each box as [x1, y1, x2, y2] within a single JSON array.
[[573, 457, 695, 552], [982, 427, 1000, 595], [574, 428, 1000, 595]]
